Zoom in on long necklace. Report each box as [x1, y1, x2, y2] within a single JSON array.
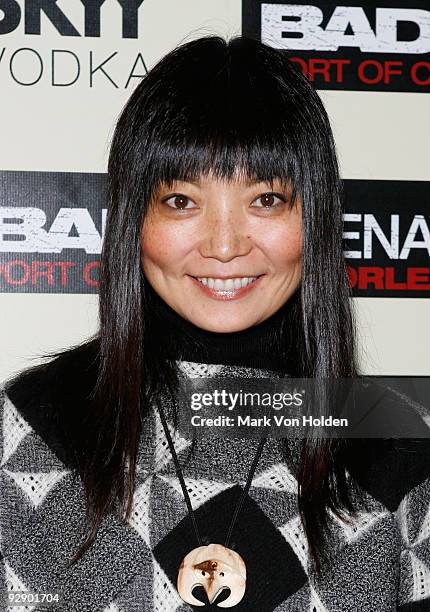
[[156, 396, 267, 608]]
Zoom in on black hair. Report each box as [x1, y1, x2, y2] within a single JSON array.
[[61, 34, 359, 568]]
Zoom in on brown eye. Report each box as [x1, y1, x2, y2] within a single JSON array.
[[164, 195, 190, 210], [162, 193, 198, 211], [251, 192, 285, 209], [261, 193, 275, 207]]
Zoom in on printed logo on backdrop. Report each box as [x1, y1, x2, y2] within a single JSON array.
[[0, 171, 429, 296], [0, 1, 147, 89], [242, 1, 430, 92], [344, 181, 430, 297], [0, 171, 105, 293]]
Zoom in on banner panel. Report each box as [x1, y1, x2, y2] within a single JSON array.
[[243, 1, 430, 92]]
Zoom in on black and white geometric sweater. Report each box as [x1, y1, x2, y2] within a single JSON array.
[[1, 353, 430, 612]]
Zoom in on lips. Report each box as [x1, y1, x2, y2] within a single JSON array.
[[188, 274, 264, 301], [195, 277, 258, 291]]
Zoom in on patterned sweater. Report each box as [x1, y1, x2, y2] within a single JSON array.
[[1, 351, 430, 612]]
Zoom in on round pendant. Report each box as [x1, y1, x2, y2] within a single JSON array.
[[177, 542, 247, 608]]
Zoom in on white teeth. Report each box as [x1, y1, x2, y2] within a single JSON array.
[[195, 276, 258, 291], [234, 278, 242, 289]]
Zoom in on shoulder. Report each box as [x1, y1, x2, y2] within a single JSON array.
[[3, 338, 99, 404], [342, 378, 430, 511], [1, 339, 99, 468], [346, 436, 430, 512]]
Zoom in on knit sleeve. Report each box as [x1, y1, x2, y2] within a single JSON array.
[[0, 385, 4, 463], [0, 383, 9, 460], [397, 473, 430, 611], [0, 385, 7, 604], [0, 382, 35, 605]]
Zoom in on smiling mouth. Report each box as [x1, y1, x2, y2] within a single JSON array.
[[187, 274, 264, 300], [191, 276, 262, 291]]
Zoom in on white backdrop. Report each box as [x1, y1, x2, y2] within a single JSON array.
[[0, 0, 429, 380]]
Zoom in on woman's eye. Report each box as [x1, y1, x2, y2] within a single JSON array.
[[164, 194, 197, 210], [251, 192, 286, 209]]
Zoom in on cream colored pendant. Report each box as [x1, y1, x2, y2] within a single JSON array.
[[177, 543, 247, 607]]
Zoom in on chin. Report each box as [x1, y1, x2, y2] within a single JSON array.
[[192, 316, 257, 334]]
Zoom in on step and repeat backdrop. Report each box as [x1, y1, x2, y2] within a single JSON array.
[[0, 0, 429, 378]]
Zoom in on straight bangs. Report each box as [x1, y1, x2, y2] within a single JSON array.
[[143, 127, 302, 212], [109, 35, 327, 219]]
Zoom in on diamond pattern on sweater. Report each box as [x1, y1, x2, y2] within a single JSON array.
[[398, 481, 430, 604], [416, 505, 430, 547], [279, 514, 309, 573], [401, 480, 430, 548], [399, 494, 410, 545], [4, 560, 36, 612], [128, 478, 152, 546], [1, 395, 32, 467], [103, 604, 123, 612], [330, 509, 390, 544], [152, 556, 183, 612], [309, 585, 330, 612], [175, 360, 223, 378], [3, 469, 69, 508], [153, 484, 307, 611], [157, 474, 232, 510], [154, 411, 191, 473], [251, 461, 298, 493], [408, 552, 430, 601], [2, 359, 430, 612]]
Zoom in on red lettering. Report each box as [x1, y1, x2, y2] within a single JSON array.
[[309, 59, 331, 82], [408, 268, 430, 290], [289, 57, 350, 83], [358, 267, 384, 289], [358, 60, 384, 84], [347, 266, 358, 288], [32, 261, 54, 285], [358, 60, 403, 85], [0, 260, 30, 285], [384, 61, 403, 83], [385, 267, 407, 290], [289, 57, 307, 74], [411, 62, 430, 86], [331, 59, 350, 82], [52, 261, 75, 286], [347, 266, 430, 291], [83, 260, 99, 286]]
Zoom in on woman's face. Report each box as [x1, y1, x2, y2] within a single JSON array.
[[140, 172, 302, 332]]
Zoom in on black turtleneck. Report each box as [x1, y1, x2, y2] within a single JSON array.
[[143, 278, 299, 375]]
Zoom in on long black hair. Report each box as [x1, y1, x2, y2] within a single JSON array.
[[66, 34, 359, 567]]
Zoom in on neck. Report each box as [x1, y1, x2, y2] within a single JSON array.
[[144, 279, 299, 375]]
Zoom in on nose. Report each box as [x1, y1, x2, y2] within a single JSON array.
[[198, 208, 252, 262]]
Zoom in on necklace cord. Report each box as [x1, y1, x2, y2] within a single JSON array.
[[155, 394, 267, 550], [224, 436, 266, 548], [156, 395, 202, 546]]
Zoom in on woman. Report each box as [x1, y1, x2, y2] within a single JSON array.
[[1, 35, 429, 612]]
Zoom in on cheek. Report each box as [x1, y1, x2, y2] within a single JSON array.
[[260, 224, 303, 268], [140, 222, 189, 270]]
